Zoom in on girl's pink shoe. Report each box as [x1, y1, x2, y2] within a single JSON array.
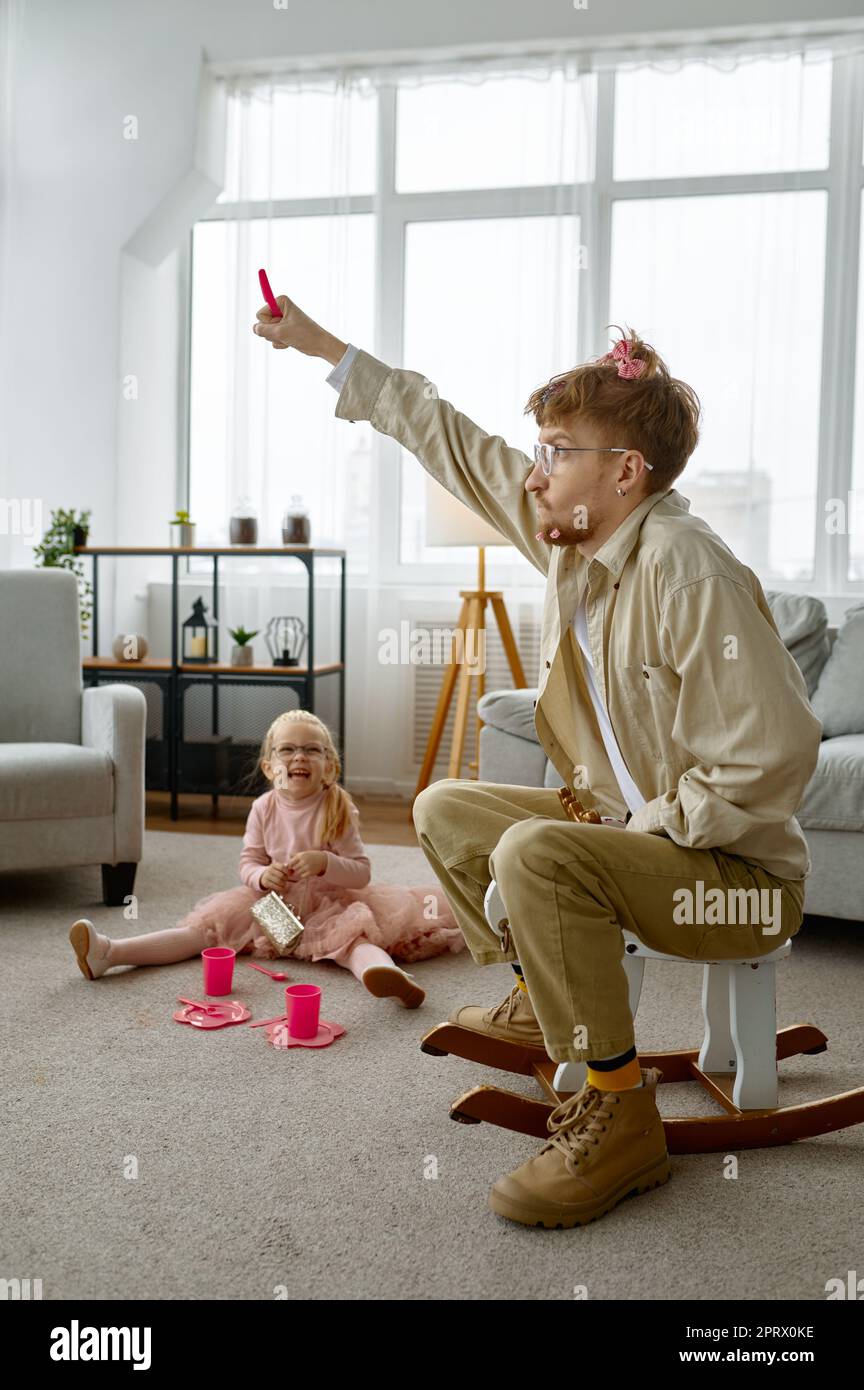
[[361, 964, 425, 1009], [69, 919, 112, 980]]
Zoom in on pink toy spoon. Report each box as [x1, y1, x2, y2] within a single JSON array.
[[177, 995, 229, 1014], [247, 962, 290, 981]]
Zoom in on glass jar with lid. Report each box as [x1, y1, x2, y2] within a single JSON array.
[[282, 494, 310, 546], [230, 494, 258, 546]]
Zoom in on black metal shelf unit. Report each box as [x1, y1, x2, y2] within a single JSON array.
[[78, 546, 347, 820]]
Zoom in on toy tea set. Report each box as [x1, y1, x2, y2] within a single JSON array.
[[173, 891, 345, 1049]]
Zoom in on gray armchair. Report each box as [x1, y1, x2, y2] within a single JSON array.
[[0, 569, 146, 905]]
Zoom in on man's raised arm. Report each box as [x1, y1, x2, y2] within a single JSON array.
[[253, 293, 550, 577]]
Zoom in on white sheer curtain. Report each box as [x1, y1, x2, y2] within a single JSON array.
[[394, 61, 595, 574], [192, 30, 864, 589], [189, 76, 376, 568], [607, 48, 833, 582]]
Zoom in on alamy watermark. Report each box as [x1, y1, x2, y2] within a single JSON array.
[[0, 497, 43, 539], [673, 882, 783, 935], [49, 1321, 151, 1369], [377, 620, 486, 674]]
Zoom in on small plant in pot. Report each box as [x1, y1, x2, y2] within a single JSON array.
[[32, 507, 94, 639], [66, 508, 91, 548], [168, 509, 196, 547], [228, 625, 259, 668]]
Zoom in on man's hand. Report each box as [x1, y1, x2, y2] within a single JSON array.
[[287, 851, 328, 880], [252, 293, 348, 365]]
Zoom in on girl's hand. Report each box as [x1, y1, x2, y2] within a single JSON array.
[[287, 851, 328, 880], [260, 862, 290, 892]]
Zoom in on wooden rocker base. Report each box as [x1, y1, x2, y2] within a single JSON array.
[[420, 1021, 864, 1153], [420, 1022, 550, 1076]]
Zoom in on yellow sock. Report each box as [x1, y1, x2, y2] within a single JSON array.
[[511, 962, 528, 993], [586, 1056, 643, 1091]]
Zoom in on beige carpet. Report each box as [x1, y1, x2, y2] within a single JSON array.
[[1, 830, 862, 1302]]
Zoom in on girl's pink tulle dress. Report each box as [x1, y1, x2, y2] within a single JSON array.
[[175, 786, 466, 965]]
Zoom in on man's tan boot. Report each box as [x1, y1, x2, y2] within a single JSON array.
[[447, 984, 546, 1051], [489, 1066, 671, 1228]]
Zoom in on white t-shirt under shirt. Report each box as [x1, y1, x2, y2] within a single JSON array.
[[327, 345, 646, 818], [572, 602, 647, 817]]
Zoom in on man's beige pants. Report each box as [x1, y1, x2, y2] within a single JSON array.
[[412, 780, 806, 1065]]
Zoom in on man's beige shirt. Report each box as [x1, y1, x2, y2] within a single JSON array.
[[334, 349, 823, 880]]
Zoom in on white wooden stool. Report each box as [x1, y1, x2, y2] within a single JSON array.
[[420, 878, 864, 1151], [483, 879, 790, 1110]]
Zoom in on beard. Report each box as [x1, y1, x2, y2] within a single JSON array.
[[537, 504, 602, 547]]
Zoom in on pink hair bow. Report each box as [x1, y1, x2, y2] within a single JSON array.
[[601, 338, 646, 380]]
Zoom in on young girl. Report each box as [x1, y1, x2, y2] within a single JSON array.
[[69, 709, 465, 1006]]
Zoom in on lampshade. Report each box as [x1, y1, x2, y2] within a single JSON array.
[[424, 476, 507, 548]]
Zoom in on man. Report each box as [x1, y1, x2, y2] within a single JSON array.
[[253, 296, 822, 1229]]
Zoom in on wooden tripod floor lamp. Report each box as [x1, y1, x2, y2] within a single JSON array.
[[410, 478, 528, 817]]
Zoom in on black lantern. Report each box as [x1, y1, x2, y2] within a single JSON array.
[[264, 615, 307, 667], [182, 597, 216, 664]]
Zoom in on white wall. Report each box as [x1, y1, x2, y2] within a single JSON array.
[[1, 0, 860, 791]]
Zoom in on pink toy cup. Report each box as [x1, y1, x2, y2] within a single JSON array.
[[202, 947, 236, 996], [285, 984, 321, 1039]]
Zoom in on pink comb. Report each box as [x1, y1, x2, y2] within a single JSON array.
[[258, 268, 282, 320]]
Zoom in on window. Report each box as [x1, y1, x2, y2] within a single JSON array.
[[396, 71, 595, 192], [613, 55, 831, 179], [189, 213, 375, 565], [610, 191, 826, 579], [218, 84, 377, 201], [401, 213, 582, 564], [190, 46, 864, 595]]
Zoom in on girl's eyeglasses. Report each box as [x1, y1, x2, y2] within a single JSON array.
[[533, 443, 654, 477], [275, 743, 326, 760]]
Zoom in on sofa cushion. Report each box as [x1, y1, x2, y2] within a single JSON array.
[[0, 744, 113, 820], [796, 734, 864, 832], [763, 590, 831, 696], [0, 570, 84, 744], [477, 688, 539, 743], [810, 603, 864, 737]]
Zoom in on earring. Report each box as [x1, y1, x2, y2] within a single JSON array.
[[616, 487, 627, 496]]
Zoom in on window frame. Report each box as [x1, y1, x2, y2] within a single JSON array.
[[187, 52, 864, 596]]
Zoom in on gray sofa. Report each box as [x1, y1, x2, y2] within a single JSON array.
[[0, 569, 147, 905], [477, 592, 864, 923]]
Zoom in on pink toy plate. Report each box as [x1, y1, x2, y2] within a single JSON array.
[[173, 1000, 251, 1030], [263, 1018, 346, 1049]]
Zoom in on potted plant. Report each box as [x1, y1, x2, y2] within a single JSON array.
[[168, 509, 196, 547], [228, 625, 259, 668], [32, 507, 94, 639], [66, 508, 92, 548]]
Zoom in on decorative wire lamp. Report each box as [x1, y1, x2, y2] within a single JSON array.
[[264, 616, 307, 668]]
